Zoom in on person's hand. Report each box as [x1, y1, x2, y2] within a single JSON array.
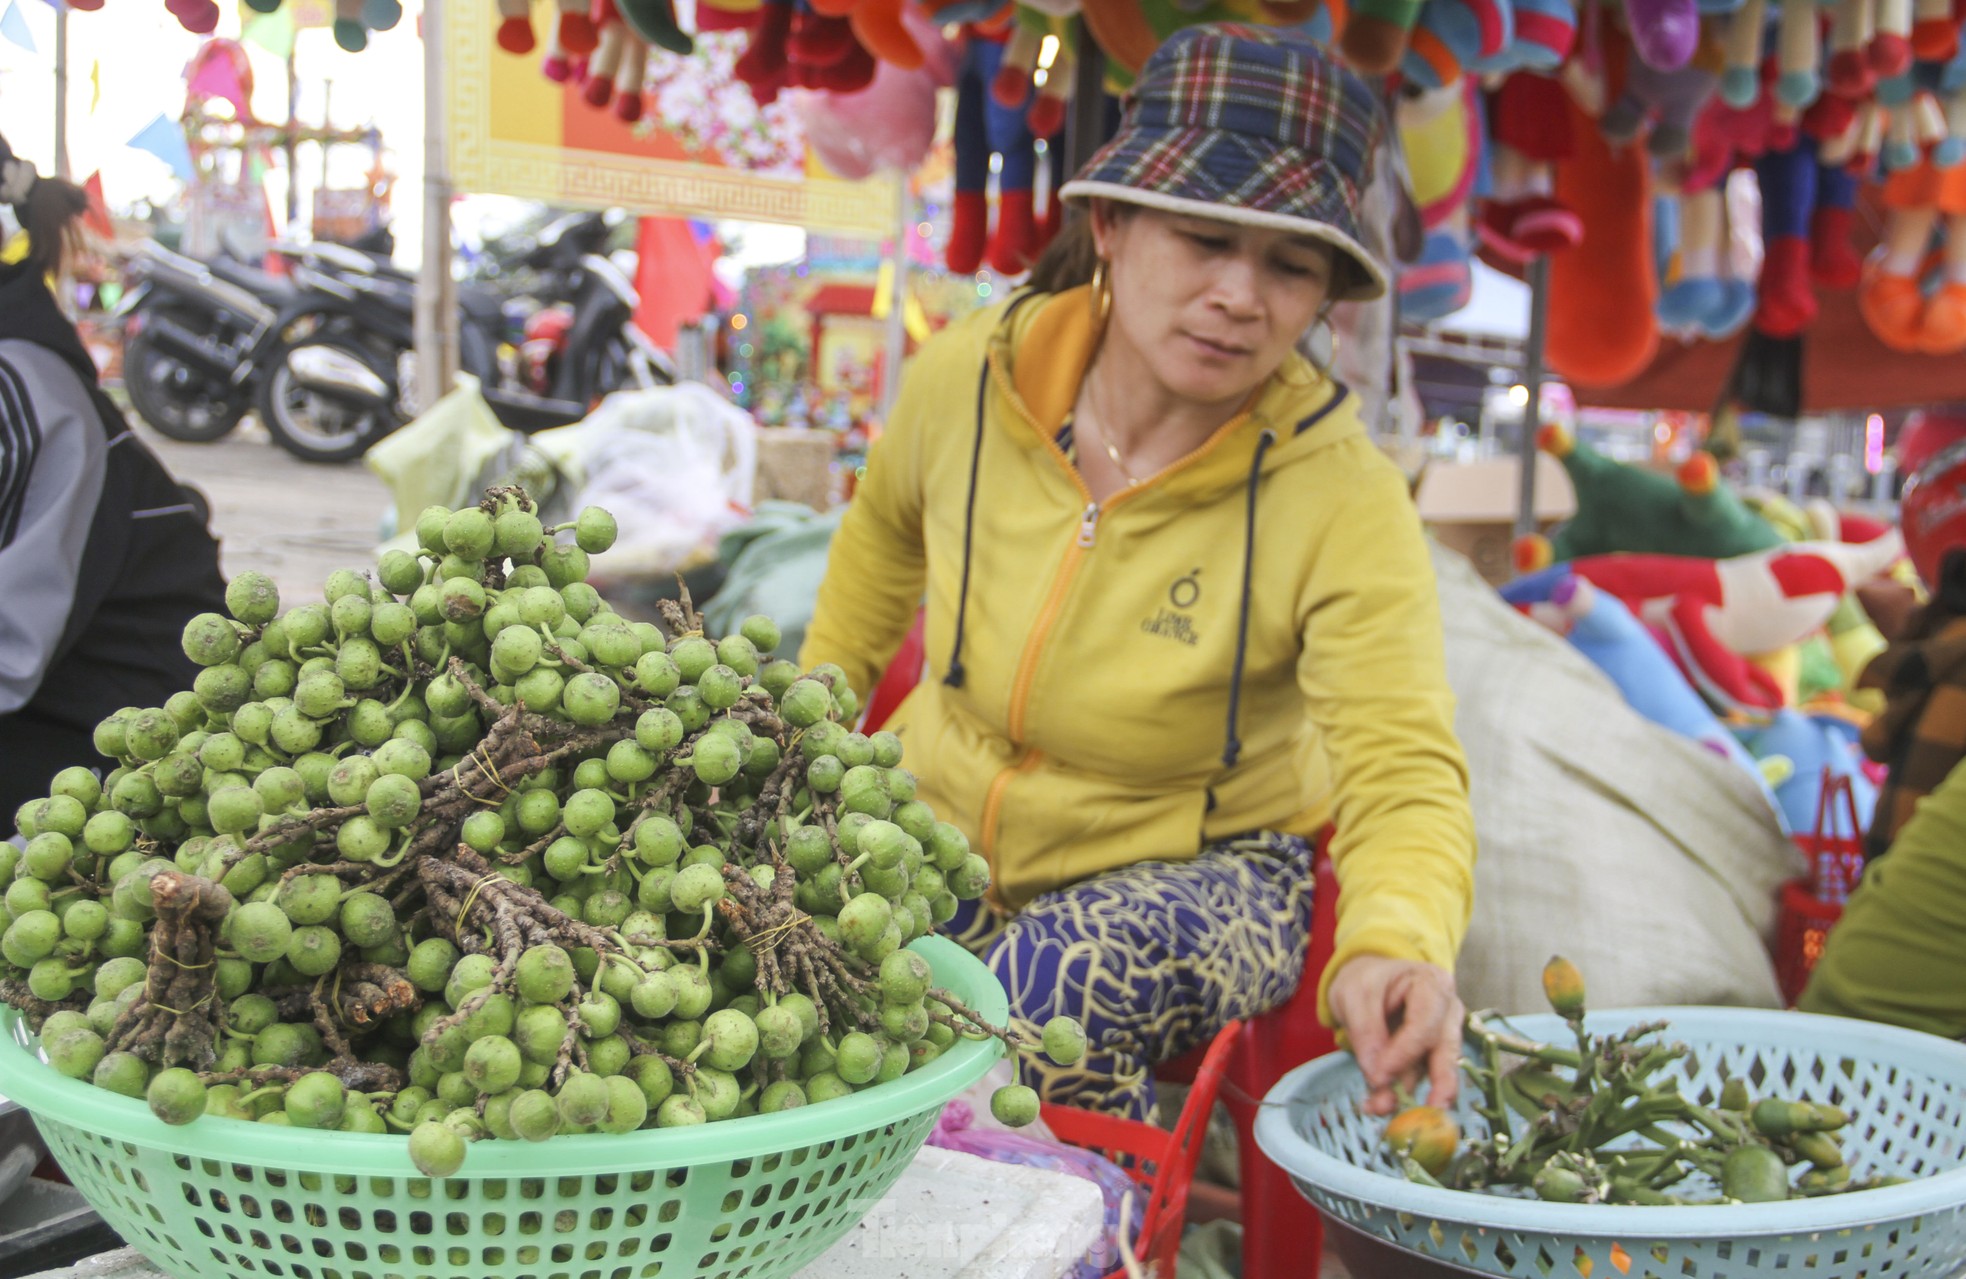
[[1326, 955, 1465, 1117]]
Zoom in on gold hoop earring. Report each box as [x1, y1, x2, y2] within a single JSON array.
[[1090, 258, 1113, 334]]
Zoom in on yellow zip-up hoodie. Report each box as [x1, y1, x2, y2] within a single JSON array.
[[802, 287, 1475, 1020]]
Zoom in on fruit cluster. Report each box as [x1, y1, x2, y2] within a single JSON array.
[[1, 488, 1082, 1178]]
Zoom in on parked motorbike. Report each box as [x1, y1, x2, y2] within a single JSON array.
[[114, 241, 287, 443], [256, 213, 672, 464]]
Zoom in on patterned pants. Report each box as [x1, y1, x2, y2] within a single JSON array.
[[943, 833, 1318, 1123]]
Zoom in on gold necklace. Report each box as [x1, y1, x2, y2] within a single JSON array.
[[1082, 380, 1143, 488]]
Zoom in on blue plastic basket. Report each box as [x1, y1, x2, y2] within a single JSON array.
[[1255, 1008, 1966, 1278]]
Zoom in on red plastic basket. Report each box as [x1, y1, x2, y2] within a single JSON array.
[[1773, 771, 1867, 1006], [1042, 1019, 1245, 1279]]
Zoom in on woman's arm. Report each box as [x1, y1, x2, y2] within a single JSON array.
[[1800, 756, 1966, 1038], [1297, 458, 1476, 1108], [0, 343, 107, 714], [797, 344, 944, 701]]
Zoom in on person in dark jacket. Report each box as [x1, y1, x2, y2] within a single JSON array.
[[0, 130, 227, 825]]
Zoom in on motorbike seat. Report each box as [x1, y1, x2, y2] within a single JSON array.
[[209, 258, 299, 305]]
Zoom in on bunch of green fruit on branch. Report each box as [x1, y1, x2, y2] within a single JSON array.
[[1382, 957, 1903, 1205], [0, 487, 1085, 1179]]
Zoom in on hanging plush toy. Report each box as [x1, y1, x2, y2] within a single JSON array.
[[1858, 154, 1966, 351], [579, 0, 653, 120], [1602, 21, 1723, 155], [1753, 127, 1862, 336], [1626, 0, 1704, 70], [1656, 92, 1760, 336], [1482, 72, 1585, 260], [949, 30, 1052, 275], [1398, 78, 1482, 319], [496, 0, 537, 51], [1545, 33, 1664, 385], [807, 0, 920, 67]]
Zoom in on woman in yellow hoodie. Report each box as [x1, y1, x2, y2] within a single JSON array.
[[802, 24, 1476, 1122]]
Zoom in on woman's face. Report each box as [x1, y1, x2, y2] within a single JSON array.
[[1092, 204, 1338, 409]]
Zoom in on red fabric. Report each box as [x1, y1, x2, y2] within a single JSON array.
[[1491, 72, 1574, 161], [632, 217, 719, 352], [79, 173, 115, 243], [1547, 74, 1660, 388]]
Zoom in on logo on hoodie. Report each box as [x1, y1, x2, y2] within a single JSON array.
[[1141, 570, 1202, 646]]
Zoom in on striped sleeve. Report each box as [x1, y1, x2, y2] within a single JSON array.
[[0, 343, 109, 714]]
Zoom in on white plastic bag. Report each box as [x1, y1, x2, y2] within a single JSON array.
[[531, 384, 759, 580]]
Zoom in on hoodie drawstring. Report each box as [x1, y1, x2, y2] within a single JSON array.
[[946, 294, 1040, 688], [942, 354, 992, 689], [1220, 383, 1349, 767], [1222, 428, 1276, 768]]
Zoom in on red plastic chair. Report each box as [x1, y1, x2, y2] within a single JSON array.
[[1040, 1019, 1245, 1279], [865, 616, 1342, 1279]]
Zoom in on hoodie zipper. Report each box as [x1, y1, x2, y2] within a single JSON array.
[[976, 355, 1260, 858]]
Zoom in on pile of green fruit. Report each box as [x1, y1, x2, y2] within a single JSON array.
[[0, 487, 1083, 1179], [1384, 958, 1899, 1205]]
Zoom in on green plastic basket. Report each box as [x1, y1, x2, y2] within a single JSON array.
[[0, 935, 1005, 1279]]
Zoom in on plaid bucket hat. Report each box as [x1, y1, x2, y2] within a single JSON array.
[[1059, 24, 1391, 301]]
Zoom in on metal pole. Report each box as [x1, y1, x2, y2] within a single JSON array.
[[414, 0, 458, 413], [879, 180, 909, 422], [1514, 255, 1551, 538], [53, 2, 70, 180], [1064, 19, 1107, 175], [321, 80, 334, 198], [286, 53, 301, 226]]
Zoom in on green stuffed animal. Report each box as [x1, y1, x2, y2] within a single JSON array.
[[1514, 423, 1786, 572]]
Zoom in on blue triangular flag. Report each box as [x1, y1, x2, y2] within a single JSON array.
[[0, 2, 37, 53], [127, 114, 195, 182]]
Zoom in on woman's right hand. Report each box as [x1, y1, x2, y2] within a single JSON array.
[[1326, 954, 1466, 1117]]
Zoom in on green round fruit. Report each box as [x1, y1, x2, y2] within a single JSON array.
[[227, 901, 294, 964], [495, 509, 545, 558], [409, 1120, 467, 1178], [990, 1084, 1041, 1128], [226, 571, 281, 625], [574, 506, 618, 555]]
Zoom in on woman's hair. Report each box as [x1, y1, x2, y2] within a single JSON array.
[[1023, 201, 1367, 300], [1, 132, 91, 278], [1026, 211, 1101, 294]]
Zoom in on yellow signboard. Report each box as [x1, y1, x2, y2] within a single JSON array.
[[443, 0, 899, 236]]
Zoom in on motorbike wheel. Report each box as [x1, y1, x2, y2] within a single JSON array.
[[256, 335, 404, 464], [122, 327, 248, 443]]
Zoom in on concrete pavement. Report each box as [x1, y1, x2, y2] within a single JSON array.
[[131, 416, 395, 606]]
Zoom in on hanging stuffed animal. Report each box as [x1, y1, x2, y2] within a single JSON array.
[[578, 0, 653, 120], [1858, 146, 1966, 353], [993, 5, 1075, 139], [1398, 78, 1482, 319], [1626, 0, 1703, 70], [806, 0, 920, 66], [1482, 72, 1585, 259], [1602, 20, 1723, 155], [1545, 34, 1664, 386], [1401, 0, 1511, 88], [617, 0, 694, 53], [495, 0, 536, 50], [949, 30, 1049, 275], [1753, 125, 1862, 336]]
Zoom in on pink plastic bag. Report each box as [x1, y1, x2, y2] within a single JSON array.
[[927, 1099, 1139, 1278]]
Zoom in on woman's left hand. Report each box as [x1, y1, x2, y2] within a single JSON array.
[[1326, 955, 1465, 1117]]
